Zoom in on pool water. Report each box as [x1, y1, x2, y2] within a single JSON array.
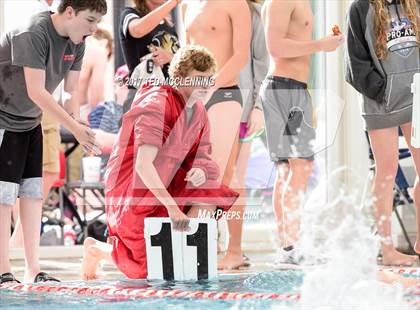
[[0, 270, 417, 310], [0, 271, 301, 310]]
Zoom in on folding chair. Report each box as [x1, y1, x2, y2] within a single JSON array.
[[66, 181, 105, 240], [61, 127, 106, 242], [42, 151, 84, 245]]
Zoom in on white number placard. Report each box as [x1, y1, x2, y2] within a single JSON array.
[[144, 218, 217, 281]]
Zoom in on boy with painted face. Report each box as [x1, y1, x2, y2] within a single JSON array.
[[0, 0, 107, 284], [82, 46, 238, 280]]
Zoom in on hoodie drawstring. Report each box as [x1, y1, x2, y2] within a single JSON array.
[[394, 2, 402, 22]]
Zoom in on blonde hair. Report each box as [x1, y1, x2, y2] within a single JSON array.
[[371, 0, 420, 59], [169, 45, 217, 78]]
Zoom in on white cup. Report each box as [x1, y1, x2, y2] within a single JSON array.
[[82, 156, 102, 183]]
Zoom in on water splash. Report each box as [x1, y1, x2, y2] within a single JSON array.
[[298, 168, 412, 309]]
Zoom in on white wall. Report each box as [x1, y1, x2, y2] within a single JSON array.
[[0, 1, 4, 35], [324, 0, 370, 197]]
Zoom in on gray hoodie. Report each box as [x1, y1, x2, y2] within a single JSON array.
[[345, 0, 420, 130]]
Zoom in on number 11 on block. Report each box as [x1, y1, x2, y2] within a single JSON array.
[[144, 218, 218, 281]]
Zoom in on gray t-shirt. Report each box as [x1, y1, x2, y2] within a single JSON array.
[[0, 11, 85, 132]]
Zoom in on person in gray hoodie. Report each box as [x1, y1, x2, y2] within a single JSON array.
[[346, 0, 420, 266]]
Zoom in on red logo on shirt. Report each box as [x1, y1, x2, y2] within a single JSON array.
[[63, 54, 75, 61]]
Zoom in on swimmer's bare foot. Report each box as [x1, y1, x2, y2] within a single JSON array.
[[381, 248, 418, 266], [81, 237, 101, 280], [218, 253, 250, 270], [378, 270, 419, 289]]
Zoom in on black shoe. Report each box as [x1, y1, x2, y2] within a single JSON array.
[[33, 272, 60, 283], [0, 272, 20, 284]]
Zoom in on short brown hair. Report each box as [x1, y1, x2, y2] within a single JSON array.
[[93, 27, 113, 60], [58, 0, 107, 15], [169, 45, 217, 78]]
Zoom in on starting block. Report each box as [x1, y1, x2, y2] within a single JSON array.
[[144, 218, 217, 281]]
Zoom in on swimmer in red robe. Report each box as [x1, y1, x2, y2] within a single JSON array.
[[81, 45, 238, 280]]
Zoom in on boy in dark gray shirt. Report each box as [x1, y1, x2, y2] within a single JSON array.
[[0, 0, 107, 284]]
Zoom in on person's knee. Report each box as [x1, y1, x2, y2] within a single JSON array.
[[374, 162, 398, 182], [289, 159, 312, 179]]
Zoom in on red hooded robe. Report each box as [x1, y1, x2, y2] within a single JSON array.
[[105, 84, 238, 279]]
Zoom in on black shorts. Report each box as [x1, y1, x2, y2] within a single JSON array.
[[0, 125, 43, 206], [206, 85, 243, 111]]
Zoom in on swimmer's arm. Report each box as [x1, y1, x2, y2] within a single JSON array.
[[180, 2, 191, 45], [24, 67, 81, 132], [135, 144, 179, 210], [251, 19, 268, 110], [128, 0, 179, 39], [76, 59, 91, 109], [77, 47, 107, 109], [213, 2, 251, 89], [265, 1, 321, 58], [88, 49, 107, 108]]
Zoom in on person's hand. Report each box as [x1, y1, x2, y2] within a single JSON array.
[[152, 47, 174, 67], [185, 168, 206, 187], [247, 108, 264, 136], [319, 34, 345, 52], [71, 122, 101, 155], [167, 206, 190, 231]]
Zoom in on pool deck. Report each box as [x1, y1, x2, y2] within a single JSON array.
[[10, 247, 288, 282], [9, 246, 419, 282]]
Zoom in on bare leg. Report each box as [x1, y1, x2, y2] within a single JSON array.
[[9, 199, 22, 248], [399, 123, 420, 255], [369, 127, 418, 266], [207, 101, 242, 184], [219, 141, 250, 270], [272, 162, 289, 246], [205, 101, 244, 270], [282, 158, 313, 247], [273, 162, 290, 247], [10, 172, 58, 248], [0, 205, 12, 275], [81, 237, 113, 280], [19, 198, 43, 282]]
